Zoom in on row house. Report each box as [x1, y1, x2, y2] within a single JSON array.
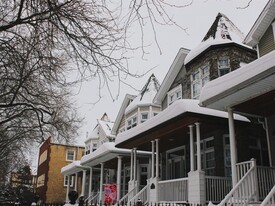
[[61, 75, 160, 204], [61, 2, 275, 205], [200, 0, 275, 204]]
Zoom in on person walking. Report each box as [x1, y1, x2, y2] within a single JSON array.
[[64, 191, 79, 206]]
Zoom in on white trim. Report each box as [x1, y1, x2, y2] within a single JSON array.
[[64, 175, 74, 187], [154, 48, 190, 104]]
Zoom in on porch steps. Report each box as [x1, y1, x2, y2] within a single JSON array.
[[248, 202, 261, 206]]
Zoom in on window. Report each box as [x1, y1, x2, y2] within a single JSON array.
[[140, 113, 149, 123], [127, 116, 137, 130], [167, 84, 182, 105], [191, 64, 210, 99], [66, 150, 75, 161], [195, 137, 215, 175], [92, 143, 97, 152], [218, 57, 230, 76], [64, 176, 74, 187]]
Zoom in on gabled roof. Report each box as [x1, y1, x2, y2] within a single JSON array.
[[199, 50, 275, 113], [115, 99, 249, 146], [185, 13, 249, 65], [153, 48, 190, 105], [125, 74, 161, 113], [111, 94, 136, 135], [85, 113, 114, 143], [244, 0, 275, 47]]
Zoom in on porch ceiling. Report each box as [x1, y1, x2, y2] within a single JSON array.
[[234, 89, 275, 117], [116, 112, 232, 152]]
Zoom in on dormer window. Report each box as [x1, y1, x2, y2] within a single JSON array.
[[218, 57, 230, 76], [127, 116, 137, 130], [191, 64, 210, 99], [167, 84, 182, 105], [141, 113, 149, 123]]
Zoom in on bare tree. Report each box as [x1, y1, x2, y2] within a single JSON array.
[[0, 0, 193, 177]]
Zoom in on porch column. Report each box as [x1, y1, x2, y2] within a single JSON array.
[[189, 125, 195, 172], [74, 173, 78, 191], [89, 167, 93, 197], [66, 175, 71, 202], [228, 108, 237, 186], [133, 148, 137, 181], [117, 156, 122, 201], [99, 163, 104, 203], [81, 170, 87, 197], [195, 122, 201, 171], [130, 149, 133, 181], [155, 139, 159, 178], [151, 140, 155, 178]]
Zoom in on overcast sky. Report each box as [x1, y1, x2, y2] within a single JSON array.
[[72, 0, 269, 146]]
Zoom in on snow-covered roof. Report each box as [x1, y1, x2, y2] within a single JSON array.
[[125, 74, 160, 114], [61, 161, 89, 175], [244, 0, 275, 47], [115, 99, 249, 146], [81, 142, 151, 167], [199, 50, 275, 111], [98, 119, 115, 138], [85, 113, 114, 143], [154, 48, 190, 104], [111, 94, 136, 135], [185, 13, 248, 65]]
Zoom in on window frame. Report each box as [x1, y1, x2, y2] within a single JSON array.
[[126, 115, 137, 130], [140, 112, 149, 123], [64, 176, 74, 187], [66, 150, 75, 161], [218, 57, 231, 77], [167, 84, 182, 105], [191, 64, 210, 99]]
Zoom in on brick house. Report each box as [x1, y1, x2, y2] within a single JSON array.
[[36, 137, 84, 203]]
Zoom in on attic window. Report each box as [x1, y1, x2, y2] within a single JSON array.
[[167, 84, 182, 106], [218, 57, 230, 76]]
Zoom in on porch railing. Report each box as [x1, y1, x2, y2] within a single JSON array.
[[257, 166, 275, 200], [116, 186, 137, 206], [158, 177, 188, 202], [218, 160, 257, 205], [236, 159, 254, 181], [205, 176, 232, 203], [128, 184, 149, 205], [85, 192, 99, 204], [261, 185, 275, 206]]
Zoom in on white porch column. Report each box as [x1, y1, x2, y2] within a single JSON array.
[[89, 167, 93, 197], [155, 139, 159, 178], [228, 108, 237, 186], [151, 140, 155, 178], [99, 163, 104, 203], [133, 148, 137, 181], [189, 125, 195, 172], [117, 156, 122, 201], [195, 122, 201, 171], [66, 175, 71, 202], [130, 149, 133, 181], [74, 173, 78, 191], [81, 170, 87, 197]]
